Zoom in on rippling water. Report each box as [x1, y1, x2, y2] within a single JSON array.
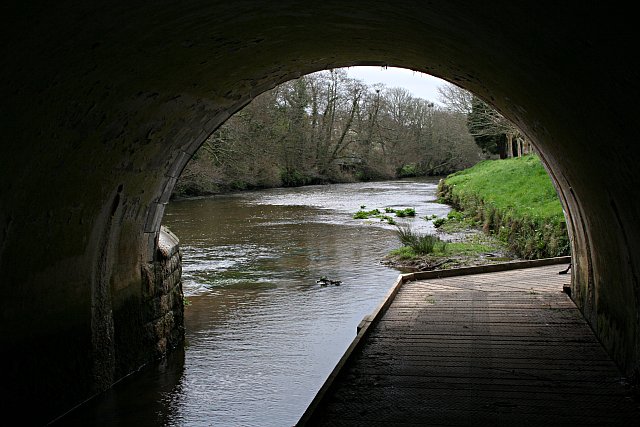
[[57, 178, 451, 426]]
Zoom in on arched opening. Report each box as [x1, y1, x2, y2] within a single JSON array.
[[2, 3, 638, 424], [53, 66, 572, 425]]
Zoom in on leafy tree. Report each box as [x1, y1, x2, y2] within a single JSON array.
[[467, 96, 507, 157]]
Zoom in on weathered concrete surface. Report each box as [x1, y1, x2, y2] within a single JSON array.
[[0, 1, 638, 424]]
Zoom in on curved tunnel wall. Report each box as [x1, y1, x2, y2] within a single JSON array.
[[1, 1, 639, 423]]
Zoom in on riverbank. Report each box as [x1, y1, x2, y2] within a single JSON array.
[[382, 154, 569, 270], [436, 154, 569, 259], [382, 212, 518, 272], [171, 171, 447, 200], [171, 170, 335, 200]]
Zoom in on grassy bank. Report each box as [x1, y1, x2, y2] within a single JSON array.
[[384, 225, 513, 271], [436, 154, 569, 259]]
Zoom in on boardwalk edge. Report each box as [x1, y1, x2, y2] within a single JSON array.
[[294, 256, 571, 426]]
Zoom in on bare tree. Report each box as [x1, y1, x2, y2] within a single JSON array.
[[437, 82, 473, 115], [439, 82, 531, 158], [174, 69, 488, 197]]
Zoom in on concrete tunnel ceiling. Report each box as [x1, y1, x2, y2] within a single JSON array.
[[1, 1, 639, 423]]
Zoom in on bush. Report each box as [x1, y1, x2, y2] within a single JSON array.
[[395, 224, 446, 255], [397, 164, 418, 178], [280, 168, 313, 187]]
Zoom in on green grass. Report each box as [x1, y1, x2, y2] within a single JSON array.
[[388, 246, 422, 260], [432, 209, 473, 232], [441, 155, 563, 220], [388, 244, 446, 259], [394, 224, 446, 255], [437, 154, 569, 259], [446, 241, 495, 255], [388, 232, 503, 261]]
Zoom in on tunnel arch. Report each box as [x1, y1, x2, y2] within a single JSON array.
[[2, 2, 638, 424]]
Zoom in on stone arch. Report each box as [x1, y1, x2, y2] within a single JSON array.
[[1, 2, 638, 424]]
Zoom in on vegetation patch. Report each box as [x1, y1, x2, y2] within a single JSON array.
[[436, 154, 569, 259], [353, 208, 382, 219], [385, 225, 513, 271], [395, 224, 446, 254], [353, 205, 418, 225], [394, 208, 416, 217], [431, 209, 468, 230]]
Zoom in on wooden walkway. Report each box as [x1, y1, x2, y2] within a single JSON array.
[[298, 260, 640, 426]]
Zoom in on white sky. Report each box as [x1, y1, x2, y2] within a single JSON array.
[[342, 66, 449, 105]]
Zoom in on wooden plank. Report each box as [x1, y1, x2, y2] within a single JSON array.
[[297, 261, 640, 426]]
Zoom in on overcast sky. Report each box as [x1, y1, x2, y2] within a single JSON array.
[[342, 66, 449, 105]]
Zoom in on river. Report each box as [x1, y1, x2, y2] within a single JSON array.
[[57, 178, 451, 426]]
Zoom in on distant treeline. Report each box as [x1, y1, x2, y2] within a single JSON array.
[[173, 69, 483, 197]]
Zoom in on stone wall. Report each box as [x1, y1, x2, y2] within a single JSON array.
[[142, 226, 185, 359]]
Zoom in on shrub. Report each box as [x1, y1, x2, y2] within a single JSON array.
[[280, 168, 312, 187], [395, 224, 445, 255], [397, 164, 417, 178]]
